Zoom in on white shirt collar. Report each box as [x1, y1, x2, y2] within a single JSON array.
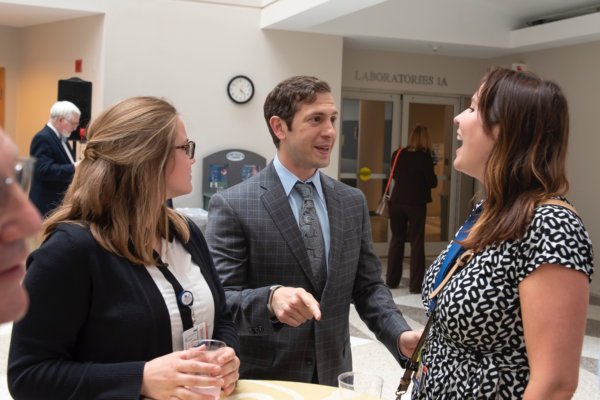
[[47, 122, 61, 139]]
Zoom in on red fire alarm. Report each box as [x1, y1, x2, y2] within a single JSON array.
[[75, 60, 82, 73]]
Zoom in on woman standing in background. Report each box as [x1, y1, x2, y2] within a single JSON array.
[[386, 125, 437, 293]]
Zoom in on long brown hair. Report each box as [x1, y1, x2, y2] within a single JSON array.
[[407, 125, 432, 152], [43, 96, 190, 265], [460, 66, 569, 250]]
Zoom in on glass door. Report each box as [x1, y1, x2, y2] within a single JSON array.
[[401, 95, 461, 255], [339, 92, 401, 256]]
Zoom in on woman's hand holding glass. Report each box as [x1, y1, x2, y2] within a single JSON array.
[[219, 348, 241, 395], [140, 349, 225, 400], [187, 344, 240, 397]]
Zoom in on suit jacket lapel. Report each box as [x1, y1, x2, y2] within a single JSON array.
[[46, 126, 72, 163], [321, 175, 343, 295], [260, 163, 320, 293]]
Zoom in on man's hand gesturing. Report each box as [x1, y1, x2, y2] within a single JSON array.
[[270, 287, 321, 327]]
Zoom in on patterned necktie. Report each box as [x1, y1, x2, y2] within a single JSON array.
[[294, 182, 327, 292]]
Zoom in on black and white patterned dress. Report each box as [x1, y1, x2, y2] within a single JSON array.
[[413, 198, 594, 399]]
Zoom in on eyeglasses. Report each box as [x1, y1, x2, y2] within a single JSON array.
[[175, 141, 196, 160], [0, 157, 36, 208]]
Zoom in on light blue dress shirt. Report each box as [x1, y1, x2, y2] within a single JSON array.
[[273, 154, 330, 270]]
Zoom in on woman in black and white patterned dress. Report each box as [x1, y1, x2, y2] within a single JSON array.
[[414, 67, 593, 400]]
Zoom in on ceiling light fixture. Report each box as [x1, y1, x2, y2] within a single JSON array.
[[430, 45, 442, 52]]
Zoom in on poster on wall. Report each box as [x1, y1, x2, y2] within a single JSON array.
[[241, 164, 260, 182], [209, 164, 229, 190]]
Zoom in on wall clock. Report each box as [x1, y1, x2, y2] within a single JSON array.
[[227, 75, 254, 104]]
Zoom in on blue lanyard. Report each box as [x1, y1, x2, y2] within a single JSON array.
[[429, 206, 482, 311]]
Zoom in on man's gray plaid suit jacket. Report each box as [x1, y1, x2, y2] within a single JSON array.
[[206, 162, 411, 386]]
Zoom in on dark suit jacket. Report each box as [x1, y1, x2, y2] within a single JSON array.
[[29, 125, 76, 216], [206, 162, 411, 386], [390, 149, 438, 204], [8, 218, 240, 400]]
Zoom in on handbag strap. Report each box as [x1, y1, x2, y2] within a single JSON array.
[[384, 148, 404, 196], [428, 198, 575, 310], [395, 248, 478, 399]]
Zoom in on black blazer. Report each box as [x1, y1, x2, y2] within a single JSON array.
[[8, 218, 240, 400], [389, 149, 438, 204], [29, 125, 76, 216]]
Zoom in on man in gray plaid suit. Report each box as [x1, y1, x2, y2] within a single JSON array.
[[207, 76, 421, 386]]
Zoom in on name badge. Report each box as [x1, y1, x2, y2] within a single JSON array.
[[178, 290, 194, 307], [412, 347, 428, 393], [183, 321, 209, 350]]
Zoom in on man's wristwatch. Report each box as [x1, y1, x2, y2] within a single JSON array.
[[267, 285, 283, 317]]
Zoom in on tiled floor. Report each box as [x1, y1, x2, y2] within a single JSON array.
[[0, 257, 598, 399]]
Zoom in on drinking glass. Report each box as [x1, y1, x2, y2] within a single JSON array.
[[187, 339, 227, 399], [338, 372, 383, 400]]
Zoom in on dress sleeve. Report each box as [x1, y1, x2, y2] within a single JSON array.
[[516, 205, 594, 284]]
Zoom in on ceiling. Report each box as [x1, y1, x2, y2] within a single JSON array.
[[0, 2, 100, 28], [262, 0, 600, 58], [1, 0, 599, 58]]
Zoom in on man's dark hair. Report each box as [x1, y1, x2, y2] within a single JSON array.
[[263, 76, 331, 148]]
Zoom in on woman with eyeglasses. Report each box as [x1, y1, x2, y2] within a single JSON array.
[[8, 97, 240, 400]]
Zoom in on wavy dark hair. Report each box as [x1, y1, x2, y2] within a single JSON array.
[[460, 66, 569, 250]]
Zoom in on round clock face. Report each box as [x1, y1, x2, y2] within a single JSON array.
[[228, 76, 254, 104]]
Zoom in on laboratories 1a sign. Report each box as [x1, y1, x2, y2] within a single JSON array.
[[355, 71, 448, 86]]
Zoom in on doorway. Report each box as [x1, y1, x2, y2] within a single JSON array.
[[339, 92, 401, 256], [401, 95, 460, 255], [340, 91, 474, 257]]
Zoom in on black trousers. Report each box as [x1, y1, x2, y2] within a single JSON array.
[[386, 203, 427, 293]]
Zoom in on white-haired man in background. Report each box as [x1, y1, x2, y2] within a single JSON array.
[[29, 101, 81, 216]]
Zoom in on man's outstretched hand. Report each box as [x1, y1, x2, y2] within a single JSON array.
[[270, 287, 321, 327]]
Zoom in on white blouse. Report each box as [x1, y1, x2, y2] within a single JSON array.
[[145, 238, 215, 351]]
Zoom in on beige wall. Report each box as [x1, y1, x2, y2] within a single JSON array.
[[342, 47, 489, 96], [488, 43, 600, 295], [1, 0, 344, 208], [99, 0, 344, 208], [0, 25, 21, 139], [14, 14, 104, 156]]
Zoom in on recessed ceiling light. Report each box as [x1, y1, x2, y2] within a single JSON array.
[[430, 45, 442, 52]]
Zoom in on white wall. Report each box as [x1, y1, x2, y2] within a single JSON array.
[[0, 24, 21, 139], [15, 14, 104, 156], [98, 0, 343, 208], [488, 43, 600, 295], [342, 47, 489, 96]]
